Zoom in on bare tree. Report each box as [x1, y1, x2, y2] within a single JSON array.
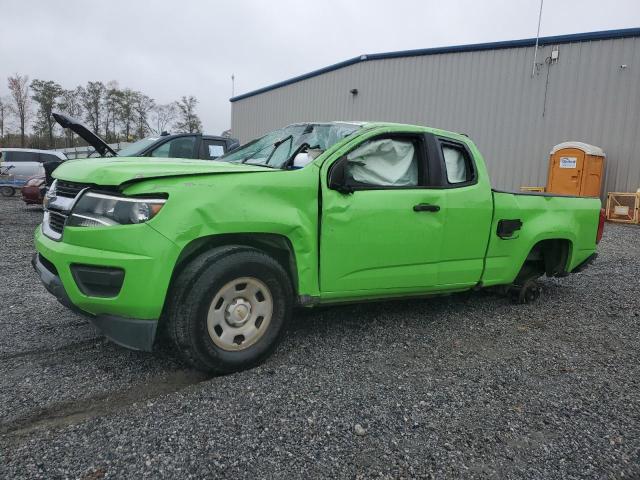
[[174, 96, 202, 133], [133, 93, 155, 139], [0, 97, 6, 141], [7, 74, 31, 147], [116, 88, 137, 140], [80, 81, 105, 133], [104, 80, 120, 142], [31, 79, 63, 148], [150, 103, 177, 134], [57, 87, 83, 147]]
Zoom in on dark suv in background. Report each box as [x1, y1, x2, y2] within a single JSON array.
[[53, 113, 239, 161], [115, 132, 239, 160]]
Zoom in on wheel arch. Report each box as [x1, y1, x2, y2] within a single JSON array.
[[168, 233, 299, 298], [514, 237, 573, 284]]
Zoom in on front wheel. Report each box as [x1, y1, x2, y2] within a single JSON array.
[[166, 246, 293, 374]]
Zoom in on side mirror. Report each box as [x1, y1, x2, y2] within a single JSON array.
[[328, 158, 353, 194]]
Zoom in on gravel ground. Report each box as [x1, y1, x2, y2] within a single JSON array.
[[0, 195, 639, 479]]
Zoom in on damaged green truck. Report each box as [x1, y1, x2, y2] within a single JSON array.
[[33, 122, 604, 373]]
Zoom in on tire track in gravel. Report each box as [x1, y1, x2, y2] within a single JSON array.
[[0, 369, 210, 441]]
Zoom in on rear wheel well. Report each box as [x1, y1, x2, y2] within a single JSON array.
[[514, 239, 571, 284]]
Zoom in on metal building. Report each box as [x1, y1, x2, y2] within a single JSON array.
[[230, 28, 640, 196]]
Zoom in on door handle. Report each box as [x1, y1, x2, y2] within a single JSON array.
[[413, 203, 440, 212]]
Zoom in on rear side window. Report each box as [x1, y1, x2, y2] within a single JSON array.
[[441, 142, 474, 184], [40, 153, 63, 163], [201, 139, 226, 159], [4, 151, 39, 162]]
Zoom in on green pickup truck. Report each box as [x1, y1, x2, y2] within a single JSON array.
[[33, 122, 604, 373]]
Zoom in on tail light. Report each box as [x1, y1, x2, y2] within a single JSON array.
[[596, 208, 606, 244]]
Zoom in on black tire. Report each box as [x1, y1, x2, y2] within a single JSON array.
[[0, 186, 15, 197], [165, 246, 293, 374]]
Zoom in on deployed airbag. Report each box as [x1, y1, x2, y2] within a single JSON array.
[[346, 139, 417, 186]]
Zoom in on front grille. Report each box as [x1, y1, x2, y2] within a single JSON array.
[[56, 181, 89, 198], [48, 210, 68, 234]]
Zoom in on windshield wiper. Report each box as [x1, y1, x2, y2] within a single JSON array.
[[281, 142, 311, 170], [264, 135, 293, 166], [240, 135, 293, 163]]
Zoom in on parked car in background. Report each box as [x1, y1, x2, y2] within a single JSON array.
[[53, 113, 240, 160], [0, 148, 67, 185], [33, 121, 604, 374], [21, 175, 46, 205]]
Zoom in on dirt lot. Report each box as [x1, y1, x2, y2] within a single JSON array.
[[0, 195, 639, 479]]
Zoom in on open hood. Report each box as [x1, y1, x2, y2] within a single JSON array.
[[52, 157, 274, 186], [53, 112, 117, 157]]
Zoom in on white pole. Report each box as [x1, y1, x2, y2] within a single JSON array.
[[532, 0, 544, 77], [231, 74, 235, 97]]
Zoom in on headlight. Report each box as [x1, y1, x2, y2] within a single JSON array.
[[43, 179, 57, 209], [67, 191, 166, 227]]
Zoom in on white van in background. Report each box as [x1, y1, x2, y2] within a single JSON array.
[[0, 149, 67, 184]]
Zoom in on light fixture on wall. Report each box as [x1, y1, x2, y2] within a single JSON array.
[[350, 88, 358, 96]]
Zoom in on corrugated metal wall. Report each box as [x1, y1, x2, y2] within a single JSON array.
[[232, 36, 640, 195]]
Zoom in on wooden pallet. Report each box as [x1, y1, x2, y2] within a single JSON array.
[[606, 192, 639, 224]]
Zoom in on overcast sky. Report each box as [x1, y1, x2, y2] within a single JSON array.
[[1, 0, 639, 135]]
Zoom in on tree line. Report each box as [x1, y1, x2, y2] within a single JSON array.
[[0, 74, 204, 150]]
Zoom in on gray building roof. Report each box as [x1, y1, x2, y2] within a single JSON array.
[[231, 28, 640, 102]]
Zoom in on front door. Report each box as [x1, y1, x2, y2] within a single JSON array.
[[319, 133, 445, 296]]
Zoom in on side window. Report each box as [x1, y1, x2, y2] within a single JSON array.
[[201, 139, 226, 160], [441, 142, 474, 184], [151, 136, 196, 159], [7, 151, 38, 162], [40, 153, 62, 163], [344, 138, 419, 188]]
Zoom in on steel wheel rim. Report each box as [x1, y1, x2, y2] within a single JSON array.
[[206, 276, 274, 351]]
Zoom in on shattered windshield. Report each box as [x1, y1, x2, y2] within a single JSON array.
[[218, 123, 361, 169]]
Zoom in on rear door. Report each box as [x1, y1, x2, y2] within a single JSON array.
[[430, 137, 494, 285]]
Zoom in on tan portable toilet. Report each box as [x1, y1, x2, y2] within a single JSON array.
[[546, 142, 605, 197]]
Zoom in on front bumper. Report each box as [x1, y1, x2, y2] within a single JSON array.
[[34, 223, 180, 319], [32, 253, 158, 351], [33, 222, 181, 351]]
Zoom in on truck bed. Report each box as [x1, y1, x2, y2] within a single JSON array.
[[480, 189, 602, 286]]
